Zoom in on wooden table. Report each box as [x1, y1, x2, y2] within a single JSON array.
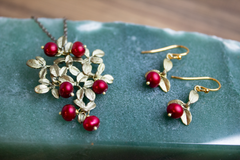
[[0, 0, 240, 41]]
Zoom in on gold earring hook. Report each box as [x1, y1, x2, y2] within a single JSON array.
[[141, 45, 189, 60], [171, 76, 221, 93]]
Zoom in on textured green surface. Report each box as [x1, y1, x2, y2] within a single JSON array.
[[0, 18, 240, 159]]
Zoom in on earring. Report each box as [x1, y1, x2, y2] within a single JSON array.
[[167, 76, 221, 125], [141, 45, 189, 92], [26, 17, 114, 131]]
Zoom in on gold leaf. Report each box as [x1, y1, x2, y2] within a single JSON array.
[[163, 58, 173, 72], [65, 55, 73, 65], [50, 64, 60, 77], [69, 66, 80, 76], [84, 80, 94, 88], [167, 99, 185, 106], [84, 102, 96, 111], [78, 112, 87, 124], [91, 57, 103, 64], [101, 74, 114, 84], [35, 56, 46, 66], [59, 66, 68, 76], [59, 75, 74, 84], [181, 109, 192, 125], [85, 89, 96, 101], [76, 88, 84, 100], [51, 88, 59, 99], [74, 99, 85, 108], [85, 48, 90, 57], [54, 58, 65, 65], [144, 70, 161, 78], [39, 67, 47, 79], [92, 49, 105, 57], [57, 36, 67, 48], [82, 62, 92, 75], [51, 75, 58, 83], [64, 42, 73, 53], [73, 57, 84, 63], [189, 90, 199, 104], [159, 77, 170, 92], [76, 72, 88, 82], [39, 78, 50, 85], [96, 63, 105, 75], [26, 59, 42, 69], [34, 85, 50, 94]]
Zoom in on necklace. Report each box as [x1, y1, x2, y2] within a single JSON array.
[[27, 17, 114, 132]]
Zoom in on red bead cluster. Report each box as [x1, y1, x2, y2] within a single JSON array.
[[61, 104, 100, 131], [43, 41, 85, 58]]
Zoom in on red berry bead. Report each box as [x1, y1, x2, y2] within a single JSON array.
[[92, 80, 108, 94], [59, 82, 74, 98], [83, 116, 100, 131], [167, 103, 184, 119], [71, 41, 85, 57], [146, 71, 161, 88], [61, 104, 76, 121], [44, 42, 58, 57]]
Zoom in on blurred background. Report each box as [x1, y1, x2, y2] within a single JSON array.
[[0, 0, 239, 41]]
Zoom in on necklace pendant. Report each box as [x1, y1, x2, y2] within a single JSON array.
[[27, 35, 114, 131]]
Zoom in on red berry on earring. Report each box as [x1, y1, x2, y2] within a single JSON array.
[[146, 71, 161, 88], [167, 103, 184, 119], [83, 116, 100, 131], [59, 82, 74, 98], [44, 42, 58, 57], [71, 41, 85, 57], [61, 104, 76, 121], [92, 80, 108, 94]]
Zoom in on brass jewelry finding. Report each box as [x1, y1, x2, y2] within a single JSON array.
[[167, 76, 221, 125], [142, 45, 189, 92]]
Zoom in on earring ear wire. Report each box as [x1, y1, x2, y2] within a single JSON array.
[[167, 76, 221, 125], [141, 45, 189, 60]]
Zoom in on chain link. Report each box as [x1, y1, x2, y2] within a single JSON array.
[[31, 16, 68, 43]]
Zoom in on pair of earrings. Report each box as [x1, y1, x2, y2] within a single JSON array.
[[142, 45, 221, 125]]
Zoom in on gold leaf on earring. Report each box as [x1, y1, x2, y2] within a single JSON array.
[[54, 58, 65, 65], [76, 72, 88, 83], [35, 85, 50, 94], [92, 49, 105, 57], [65, 55, 73, 65], [26, 59, 42, 69], [145, 70, 161, 78], [39, 78, 50, 85], [85, 101, 96, 111], [181, 109, 192, 125], [189, 90, 199, 104], [163, 58, 173, 72], [51, 88, 59, 99], [167, 99, 185, 106], [159, 77, 170, 92], [59, 66, 68, 76]]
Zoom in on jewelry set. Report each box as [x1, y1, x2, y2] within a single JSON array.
[[26, 17, 221, 131]]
